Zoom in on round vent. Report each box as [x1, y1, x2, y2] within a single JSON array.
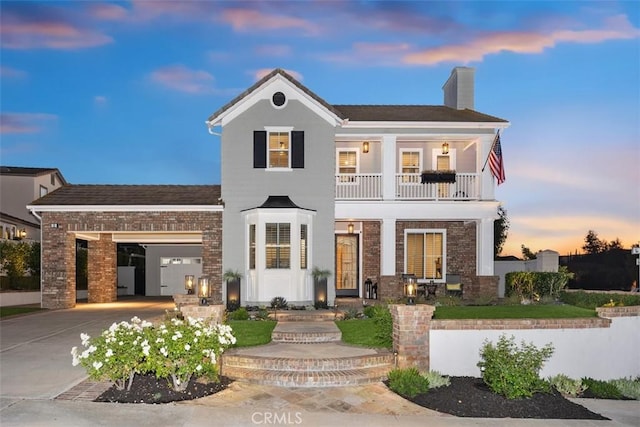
[[272, 91, 286, 107]]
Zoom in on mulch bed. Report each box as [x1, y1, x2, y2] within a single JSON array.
[[398, 376, 609, 419], [95, 373, 232, 404]]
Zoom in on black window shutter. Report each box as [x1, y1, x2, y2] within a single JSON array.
[[253, 131, 267, 168], [291, 131, 304, 168]]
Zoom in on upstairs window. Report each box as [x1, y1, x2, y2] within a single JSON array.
[[401, 150, 421, 183], [254, 130, 304, 169], [266, 223, 290, 269], [337, 149, 358, 183], [405, 230, 445, 280], [40, 185, 48, 197]]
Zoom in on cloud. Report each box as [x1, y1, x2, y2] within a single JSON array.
[[150, 65, 215, 94], [322, 42, 412, 65], [0, 3, 113, 50], [0, 66, 27, 78], [254, 68, 303, 81], [404, 14, 640, 65], [220, 8, 320, 35], [0, 113, 57, 134], [88, 3, 129, 21], [255, 44, 292, 57]]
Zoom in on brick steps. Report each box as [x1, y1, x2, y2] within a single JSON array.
[[271, 321, 342, 343], [221, 348, 394, 387]]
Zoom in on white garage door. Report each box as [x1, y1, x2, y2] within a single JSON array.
[[160, 257, 203, 296]]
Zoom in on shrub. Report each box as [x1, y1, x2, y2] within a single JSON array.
[[314, 301, 328, 310], [71, 316, 154, 390], [610, 377, 640, 400], [548, 374, 587, 397], [363, 305, 377, 318], [270, 296, 288, 310], [423, 370, 450, 389], [506, 269, 573, 301], [582, 378, 624, 399], [559, 291, 640, 309], [228, 307, 249, 321], [342, 307, 360, 320], [373, 306, 393, 349], [387, 368, 430, 398], [478, 334, 554, 399]]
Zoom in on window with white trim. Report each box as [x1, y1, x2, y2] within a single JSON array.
[[405, 229, 445, 280], [337, 149, 358, 183], [400, 150, 421, 183], [300, 224, 307, 269], [40, 185, 48, 197], [269, 132, 290, 168], [266, 223, 290, 269], [249, 224, 256, 269]]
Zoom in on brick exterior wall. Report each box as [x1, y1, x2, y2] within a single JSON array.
[[431, 317, 611, 330], [596, 305, 640, 318], [362, 220, 381, 297], [391, 304, 435, 372], [40, 210, 222, 309]]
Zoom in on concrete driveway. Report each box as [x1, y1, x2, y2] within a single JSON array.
[[0, 297, 174, 403]]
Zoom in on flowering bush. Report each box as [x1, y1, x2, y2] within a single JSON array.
[[71, 316, 153, 390], [146, 317, 236, 391], [71, 316, 236, 392]]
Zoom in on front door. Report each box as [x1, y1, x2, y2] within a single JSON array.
[[335, 234, 359, 297]]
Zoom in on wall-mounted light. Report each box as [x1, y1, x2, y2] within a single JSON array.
[[18, 229, 27, 239], [442, 142, 449, 155], [348, 223, 354, 234], [184, 275, 195, 295], [362, 141, 369, 154]]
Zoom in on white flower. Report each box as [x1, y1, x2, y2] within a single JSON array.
[[92, 361, 103, 370], [195, 330, 202, 337], [80, 333, 90, 346], [71, 347, 80, 366], [105, 348, 113, 358], [160, 347, 168, 357], [184, 344, 191, 351], [196, 364, 202, 371]]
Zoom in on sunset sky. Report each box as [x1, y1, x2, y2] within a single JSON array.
[[1, 1, 638, 257]]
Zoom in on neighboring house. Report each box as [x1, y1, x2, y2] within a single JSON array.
[[28, 67, 509, 310], [0, 166, 67, 242]]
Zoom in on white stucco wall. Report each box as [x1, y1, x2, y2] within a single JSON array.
[[430, 316, 639, 380]]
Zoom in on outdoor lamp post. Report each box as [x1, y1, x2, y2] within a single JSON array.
[[198, 277, 210, 306], [403, 274, 417, 305], [184, 275, 195, 294]]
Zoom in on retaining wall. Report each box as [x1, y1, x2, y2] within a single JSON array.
[[0, 291, 40, 307]]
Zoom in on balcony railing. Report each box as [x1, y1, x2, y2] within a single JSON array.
[[335, 173, 479, 200]]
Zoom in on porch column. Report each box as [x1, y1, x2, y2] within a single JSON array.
[[88, 233, 116, 303], [391, 304, 435, 372], [381, 135, 396, 200], [41, 221, 76, 309], [476, 217, 494, 276], [202, 213, 223, 303]]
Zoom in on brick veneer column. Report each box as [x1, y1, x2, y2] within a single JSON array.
[[201, 213, 222, 304], [41, 217, 76, 309], [88, 233, 117, 303], [391, 304, 435, 372]]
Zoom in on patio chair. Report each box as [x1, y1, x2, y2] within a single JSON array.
[[445, 274, 463, 297]]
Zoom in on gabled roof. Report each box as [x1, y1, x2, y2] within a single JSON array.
[[206, 68, 508, 127], [0, 166, 68, 185], [29, 185, 222, 206]]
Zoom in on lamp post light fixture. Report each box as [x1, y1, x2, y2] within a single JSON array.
[[403, 274, 417, 305], [184, 275, 195, 294], [441, 142, 449, 155], [198, 277, 211, 306]]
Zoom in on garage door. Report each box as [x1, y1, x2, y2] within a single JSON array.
[[160, 257, 203, 296]]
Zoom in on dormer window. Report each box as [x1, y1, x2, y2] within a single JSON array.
[[272, 91, 286, 108]]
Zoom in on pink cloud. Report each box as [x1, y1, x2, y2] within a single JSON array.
[[321, 42, 411, 66], [404, 14, 640, 65], [0, 113, 57, 134], [150, 65, 215, 94], [88, 3, 129, 21], [221, 8, 320, 35], [0, 5, 113, 50], [254, 68, 303, 81]]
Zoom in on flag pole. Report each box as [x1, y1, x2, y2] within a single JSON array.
[[481, 130, 500, 172]]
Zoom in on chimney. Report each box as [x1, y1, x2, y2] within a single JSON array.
[[443, 67, 475, 110]]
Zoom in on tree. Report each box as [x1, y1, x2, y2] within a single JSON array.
[[494, 205, 510, 258], [521, 244, 537, 260], [582, 230, 607, 254], [608, 238, 624, 250]]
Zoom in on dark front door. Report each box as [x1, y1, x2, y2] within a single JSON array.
[[335, 234, 359, 297]]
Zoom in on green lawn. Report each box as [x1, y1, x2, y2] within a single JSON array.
[[336, 318, 390, 348], [432, 304, 597, 319], [0, 306, 44, 318], [228, 320, 277, 347]]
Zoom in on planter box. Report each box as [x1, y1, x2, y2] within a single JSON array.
[[421, 171, 456, 184]]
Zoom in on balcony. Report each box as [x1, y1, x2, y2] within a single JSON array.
[[335, 173, 479, 200]]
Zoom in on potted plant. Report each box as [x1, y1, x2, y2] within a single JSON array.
[[223, 269, 242, 311], [312, 267, 331, 309], [420, 169, 456, 183]]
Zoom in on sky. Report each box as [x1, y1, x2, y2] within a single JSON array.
[[1, 0, 638, 258]]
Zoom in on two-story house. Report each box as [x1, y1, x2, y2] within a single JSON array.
[[0, 166, 67, 241], [206, 67, 508, 306], [28, 67, 508, 310]]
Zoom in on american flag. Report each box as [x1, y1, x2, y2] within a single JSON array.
[[489, 132, 506, 185]]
